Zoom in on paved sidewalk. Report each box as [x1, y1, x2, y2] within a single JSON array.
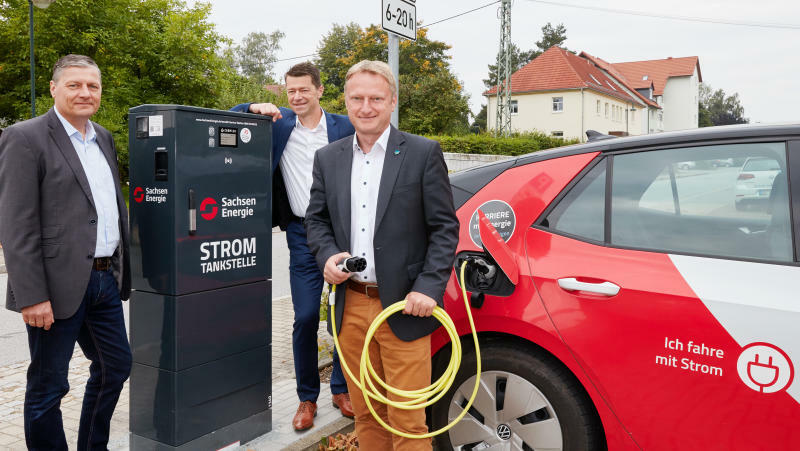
[[0, 245, 351, 450]]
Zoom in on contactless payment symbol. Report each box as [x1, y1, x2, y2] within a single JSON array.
[[133, 187, 144, 203], [737, 342, 794, 394], [199, 197, 218, 220]]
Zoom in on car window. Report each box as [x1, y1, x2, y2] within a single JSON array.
[[742, 158, 780, 171], [611, 142, 792, 262], [544, 159, 606, 242]]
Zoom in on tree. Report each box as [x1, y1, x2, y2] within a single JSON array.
[[315, 23, 470, 135], [698, 82, 748, 127], [483, 22, 568, 89], [472, 105, 487, 132], [0, 0, 253, 181], [231, 31, 284, 86], [532, 22, 568, 60], [482, 43, 535, 89]]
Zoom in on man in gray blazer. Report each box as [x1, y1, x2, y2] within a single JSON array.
[[0, 54, 131, 450], [305, 60, 459, 450]]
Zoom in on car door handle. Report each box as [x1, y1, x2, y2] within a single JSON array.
[[557, 278, 620, 296]]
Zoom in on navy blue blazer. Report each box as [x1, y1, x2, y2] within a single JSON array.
[[230, 103, 354, 229]]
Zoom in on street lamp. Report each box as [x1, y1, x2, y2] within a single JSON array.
[[28, 0, 55, 118]]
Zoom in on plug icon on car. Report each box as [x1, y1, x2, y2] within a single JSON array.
[[747, 354, 780, 393], [737, 343, 794, 394]]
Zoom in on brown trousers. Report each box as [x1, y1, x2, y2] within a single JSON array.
[[338, 287, 432, 451]]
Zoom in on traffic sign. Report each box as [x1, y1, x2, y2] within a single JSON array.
[[382, 0, 416, 41]]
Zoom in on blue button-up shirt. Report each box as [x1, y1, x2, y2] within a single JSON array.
[[54, 107, 120, 258]]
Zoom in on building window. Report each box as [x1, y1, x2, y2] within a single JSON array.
[[596, 100, 601, 115], [552, 97, 563, 113], [605, 103, 609, 118], [552, 131, 564, 137], [510, 100, 519, 115]]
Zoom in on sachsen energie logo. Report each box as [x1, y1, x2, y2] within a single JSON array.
[[133, 186, 167, 204], [200, 195, 256, 220], [200, 197, 218, 220]]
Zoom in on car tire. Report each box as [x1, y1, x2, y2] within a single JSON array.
[[431, 342, 605, 451]]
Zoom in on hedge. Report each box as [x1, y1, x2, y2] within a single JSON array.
[[426, 132, 580, 157]]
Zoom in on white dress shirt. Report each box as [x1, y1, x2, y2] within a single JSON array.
[[280, 110, 329, 218], [54, 107, 120, 258], [349, 126, 391, 284]]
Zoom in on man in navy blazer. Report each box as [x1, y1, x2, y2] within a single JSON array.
[[231, 62, 355, 430]]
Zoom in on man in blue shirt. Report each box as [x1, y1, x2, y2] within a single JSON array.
[[0, 54, 131, 450], [232, 62, 355, 430]]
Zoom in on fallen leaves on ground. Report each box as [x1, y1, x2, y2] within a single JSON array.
[[318, 431, 358, 450]]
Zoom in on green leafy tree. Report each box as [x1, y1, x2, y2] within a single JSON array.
[[484, 22, 568, 89], [315, 22, 470, 134], [698, 82, 748, 127], [531, 22, 568, 59], [0, 0, 251, 181], [472, 104, 487, 132], [230, 30, 284, 86]]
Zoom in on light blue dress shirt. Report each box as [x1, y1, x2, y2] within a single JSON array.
[[54, 107, 120, 258]]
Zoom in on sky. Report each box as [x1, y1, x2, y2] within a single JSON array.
[[190, 0, 800, 124]]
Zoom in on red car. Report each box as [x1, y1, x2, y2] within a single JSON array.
[[430, 126, 800, 450]]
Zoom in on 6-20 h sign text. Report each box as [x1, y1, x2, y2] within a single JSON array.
[[382, 0, 416, 41]]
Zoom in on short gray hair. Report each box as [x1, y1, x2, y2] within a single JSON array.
[[345, 60, 396, 97], [52, 54, 101, 82]]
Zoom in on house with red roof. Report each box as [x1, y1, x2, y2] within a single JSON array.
[[484, 46, 701, 141]]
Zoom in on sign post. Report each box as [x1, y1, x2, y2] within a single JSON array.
[[381, 0, 416, 128]]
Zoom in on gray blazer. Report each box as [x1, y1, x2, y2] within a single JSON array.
[[0, 109, 131, 319], [305, 127, 459, 342]]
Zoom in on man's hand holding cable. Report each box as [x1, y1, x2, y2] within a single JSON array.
[[403, 291, 436, 317], [324, 252, 352, 285]]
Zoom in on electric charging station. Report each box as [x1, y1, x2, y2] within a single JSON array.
[[127, 105, 272, 450]]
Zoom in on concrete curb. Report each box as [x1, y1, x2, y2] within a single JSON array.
[[0, 246, 5, 274]]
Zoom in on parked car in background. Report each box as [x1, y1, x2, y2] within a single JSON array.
[[712, 157, 735, 167], [431, 125, 799, 450], [735, 156, 782, 211]]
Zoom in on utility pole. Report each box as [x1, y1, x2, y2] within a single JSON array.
[[494, 0, 512, 137], [388, 33, 399, 127]]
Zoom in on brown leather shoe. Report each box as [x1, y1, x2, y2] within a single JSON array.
[[331, 392, 355, 418], [292, 400, 317, 431]]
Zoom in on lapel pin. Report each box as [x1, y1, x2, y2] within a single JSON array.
[[394, 149, 400, 155]]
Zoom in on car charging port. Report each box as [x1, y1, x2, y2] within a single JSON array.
[[466, 256, 495, 308], [457, 252, 514, 308]]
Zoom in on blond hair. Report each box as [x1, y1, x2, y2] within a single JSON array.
[[344, 60, 397, 97]]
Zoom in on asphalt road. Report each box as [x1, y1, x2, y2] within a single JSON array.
[[0, 228, 291, 367]]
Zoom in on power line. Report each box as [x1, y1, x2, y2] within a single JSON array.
[[526, 0, 800, 30], [420, 1, 500, 29], [274, 1, 502, 63], [275, 53, 318, 63]]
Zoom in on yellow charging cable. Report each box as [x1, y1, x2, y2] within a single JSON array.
[[329, 260, 480, 439]]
